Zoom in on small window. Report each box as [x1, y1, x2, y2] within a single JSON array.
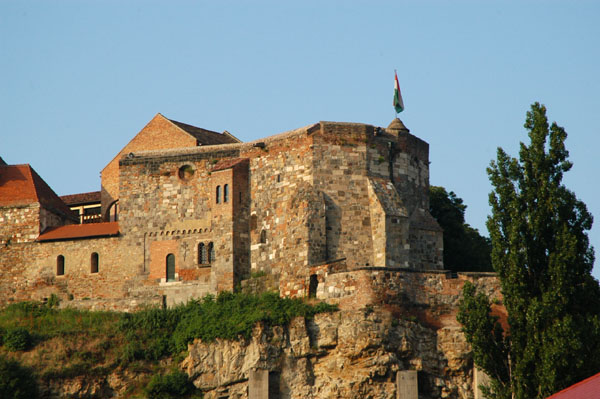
[[260, 229, 267, 244], [216, 185, 221, 204], [178, 164, 194, 181], [91, 252, 99, 273], [208, 242, 215, 263], [57, 255, 65, 276], [224, 184, 229, 203], [198, 243, 206, 264], [166, 253, 175, 282], [309, 274, 318, 298], [239, 191, 242, 202]]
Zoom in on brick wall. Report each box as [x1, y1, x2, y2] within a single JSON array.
[[0, 204, 40, 244], [1, 118, 447, 311], [101, 113, 198, 217]]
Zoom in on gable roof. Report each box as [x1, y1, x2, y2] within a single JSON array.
[[37, 222, 119, 242], [168, 118, 241, 145], [0, 164, 76, 220], [546, 372, 600, 399], [60, 191, 101, 206]]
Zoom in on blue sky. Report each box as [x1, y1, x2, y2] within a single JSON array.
[[2, 1, 599, 278]]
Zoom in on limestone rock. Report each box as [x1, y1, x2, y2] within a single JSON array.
[[183, 308, 475, 399]]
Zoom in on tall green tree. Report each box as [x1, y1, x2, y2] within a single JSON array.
[[458, 103, 600, 399], [429, 186, 492, 272]]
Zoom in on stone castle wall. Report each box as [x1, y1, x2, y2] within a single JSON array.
[[1, 119, 447, 309]]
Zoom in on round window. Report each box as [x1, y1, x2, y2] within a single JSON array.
[[178, 165, 195, 180]]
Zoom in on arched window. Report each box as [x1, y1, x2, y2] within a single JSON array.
[[166, 253, 175, 282], [57, 255, 65, 276], [198, 243, 206, 264], [224, 184, 229, 203], [208, 242, 215, 264], [216, 185, 221, 204], [91, 252, 99, 273]]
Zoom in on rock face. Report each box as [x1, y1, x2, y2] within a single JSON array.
[[182, 308, 475, 399]]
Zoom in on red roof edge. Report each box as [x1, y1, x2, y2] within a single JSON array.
[[546, 371, 600, 399], [37, 222, 120, 242]]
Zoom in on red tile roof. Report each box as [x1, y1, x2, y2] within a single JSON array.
[[37, 222, 119, 242], [0, 164, 76, 220], [60, 191, 101, 206], [546, 372, 600, 399], [212, 158, 249, 172]]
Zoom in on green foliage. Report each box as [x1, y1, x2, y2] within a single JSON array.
[[145, 369, 201, 399], [4, 328, 33, 351], [0, 300, 119, 340], [458, 103, 600, 399], [429, 186, 492, 271], [118, 291, 337, 362], [0, 356, 39, 399], [47, 293, 60, 308]]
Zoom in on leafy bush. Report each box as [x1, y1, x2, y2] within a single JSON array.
[[0, 356, 39, 399], [117, 291, 337, 360], [145, 369, 199, 399], [4, 328, 33, 351]]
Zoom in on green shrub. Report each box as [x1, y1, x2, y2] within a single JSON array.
[[144, 369, 199, 399], [0, 356, 39, 399], [4, 328, 33, 351], [47, 294, 60, 308]]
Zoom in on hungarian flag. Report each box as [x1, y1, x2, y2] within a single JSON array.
[[393, 72, 404, 113]]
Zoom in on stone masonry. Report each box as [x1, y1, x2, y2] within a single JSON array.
[[2, 117, 447, 309]]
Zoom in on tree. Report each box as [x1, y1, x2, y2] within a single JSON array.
[[458, 103, 600, 399], [0, 356, 39, 399], [429, 186, 492, 272]]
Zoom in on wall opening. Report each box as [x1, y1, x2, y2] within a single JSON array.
[[224, 184, 229, 203], [216, 185, 221, 203], [208, 242, 215, 263], [91, 252, 99, 273], [57, 255, 65, 276], [166, 253, 175, 282], [260, 229, 267, 244], [178, 164, 195, 181], [309, 274, 318, 298], [198, 243, 206, 264]]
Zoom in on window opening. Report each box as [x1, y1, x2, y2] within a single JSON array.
[[208, 242, 215, 263], [57, 255, 65, 276], [309, 274, 318, 298], [216, 185, 221, 203], [224, 184, 229, 203], [198, 243, 206, 264], [166, 254, 175, 282], [260, 229, 267, 244], [91, 252, 99, 273]]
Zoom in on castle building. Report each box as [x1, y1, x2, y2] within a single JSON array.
[[0, 115, 444, 309]]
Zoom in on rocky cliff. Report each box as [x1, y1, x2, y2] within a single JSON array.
[[183, 308, 475, 399]]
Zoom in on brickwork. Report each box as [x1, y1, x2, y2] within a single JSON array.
[[100, 113, 198, 217], [1, 116, 450, 311], [0, 204, 40, 244]]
